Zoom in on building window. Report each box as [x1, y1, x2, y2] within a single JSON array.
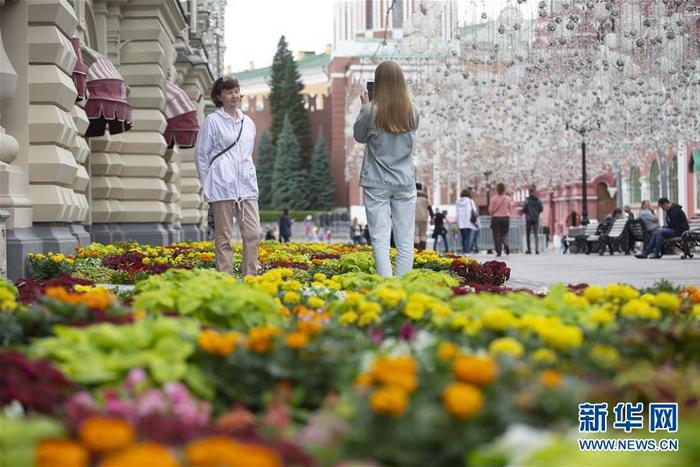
[[241, 96, 249, 111], [649, 160, 660, 202], [393, 0, 403, 28], [629, 166, 641, 204], [255, 96, 264, 111], [366, 0, 373, 30], [668, 157, 678, 203]]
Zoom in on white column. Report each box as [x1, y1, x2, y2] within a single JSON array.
[[677, 140, 688, 211]]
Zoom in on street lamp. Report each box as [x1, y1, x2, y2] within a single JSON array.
[[565, 121, 601, 225], [483, 170, 493, 206]]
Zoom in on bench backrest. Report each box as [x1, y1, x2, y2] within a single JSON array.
[[606, 218, 628, 238], [688, 217, 700, 232], [584, 222, 599, 236], [628, 220, 646, 240]]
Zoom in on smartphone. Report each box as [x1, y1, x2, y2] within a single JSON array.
[[366, 81, 374, 101]]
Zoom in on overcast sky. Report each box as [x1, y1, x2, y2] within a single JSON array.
[[223, 0, 540, 73]]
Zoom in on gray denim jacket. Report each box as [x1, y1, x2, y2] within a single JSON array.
[[353, 103, 419, 190]]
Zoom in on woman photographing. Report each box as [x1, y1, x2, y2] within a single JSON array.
[[194, 76, 260, 276], [353, 61, 419, 276]]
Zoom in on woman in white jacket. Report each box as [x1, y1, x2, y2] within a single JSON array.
[[456, 189, 478, 255], [194, 76, 259, 276]]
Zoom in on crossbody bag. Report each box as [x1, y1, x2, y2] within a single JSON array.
[[208, 119, 244, 168]]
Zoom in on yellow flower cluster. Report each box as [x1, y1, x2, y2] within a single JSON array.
[[443, 354, 494, 419], [244, 268, 294, 295], [44, 286, 116, 310], [620, 298, 661, 320], [489, 337, 525, 358], [198, 329, 243, 356], [337, 292, 383, 327], [0, 281, 18, 312], [413, 250, 460, 267], [358, 355, 418, 417], [27, 251, 75, 265], [402, 292, 452, 321]]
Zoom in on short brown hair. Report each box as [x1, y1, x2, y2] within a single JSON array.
[[211, 76, 240, 107], [496, 183, 506, 195]]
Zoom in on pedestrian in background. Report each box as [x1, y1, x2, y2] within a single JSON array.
[[522, 185, 543, 254], [278, 208, 293, 243], [351, 217, 363, 244], [432, 210, 449, 253], [456, 189, 478, 255], [414, 182, 434, 251], [354, 60, 419, 276], [488, 183, 512, 257]]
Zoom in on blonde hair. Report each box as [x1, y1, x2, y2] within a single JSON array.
[[373, 61, 416, 134]]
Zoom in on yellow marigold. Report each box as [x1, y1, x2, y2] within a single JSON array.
[[339, 311, 358, 325], [453, 355, 496, 386], [313, 273, 327, 282], [655, 292, 680, 312], [370, 356, 418, 392], [451, 314, 469, 330], [437, 342, 459, 361], [369, 385, 409, 417], [564, 292, 589, 306], [442, 382, 484, 420], [359, 300, 382, 315], [281, 280, 302, 292], [463, 319, 483, 336], [81, 290, 116, 310], [36, 439, 88, 467], [692, 304, 700, 319], [185, 436, 280, 467], [488, 337, 525, 358], [620, 299, 661, 320], [285, 331, 309, 349], [355, 372, 373, 389], [403, 300, 426, 320], [247, 326, 281, 353], [605, 284, 640, 302], [583, 285, 605, 304], [79, 417, 134, 453], [587, 307, 615, 326], [539, 324, 583, 351], [307, 296, 325, 309], [530, 348, 557, 364], [283, 291, 301, 305], [376, 287, 406, 307], [198, 330, 242, 357], [100, 443, 178, 467], [297, 320, 322, 335], [640, 293, 656, 304], [539, 369, 563, 389], [357, 310, 380, 327], [481, 308, 518, 331], [590, 344, 621, 367], [431, 302, 452, 317]]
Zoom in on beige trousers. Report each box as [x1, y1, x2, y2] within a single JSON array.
[[211, 199, 260, 276]]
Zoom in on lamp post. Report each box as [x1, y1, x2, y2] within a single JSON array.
[[565, 121, 600, 225], [483, 170, 493, 206]]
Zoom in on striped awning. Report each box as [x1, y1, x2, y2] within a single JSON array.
[[70, 36, 87, 103], [164, 81, 199, 148], [84, 48, 132, 137]]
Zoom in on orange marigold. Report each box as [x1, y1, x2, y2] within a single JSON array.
[[185, 436, 281, 467], [198, 330, 242, 356], [79, 417, 134, 453], [247, 326, 281, 353], [36, 439, 88, 467], [100, 443, 178, 467], [452, 355, 497, 386], [437, 342, 459, 361], [539, 369, 563, 389], [44, 286, 81, 305], [443, 382, 484, 419], [284, 331, 309, 349], [369, 385, 409, 417]]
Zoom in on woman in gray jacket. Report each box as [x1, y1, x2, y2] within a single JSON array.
[[353, 61, 419, 276]]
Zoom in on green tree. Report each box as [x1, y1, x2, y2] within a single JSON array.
[[254, 132, 274, 209], [281, 56, 313, 168], [269, 36, 291, 148], [308, 130, 335, 209], [272, 116, 309, 210]]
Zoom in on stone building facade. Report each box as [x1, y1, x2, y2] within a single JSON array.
[[0, 0, 225, 279]]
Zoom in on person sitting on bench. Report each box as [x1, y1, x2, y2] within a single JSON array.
[[636, 198, 689, 259]]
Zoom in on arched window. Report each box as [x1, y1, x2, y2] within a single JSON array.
[[649, 160, 660, 202], [668, 157, 678, 203], [629, 166, 641, 204]]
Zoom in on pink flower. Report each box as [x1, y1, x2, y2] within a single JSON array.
[[125, 368, 147, 390], [104, 397, 133, 421], [163, 382, 189, 405], [136, 388, 167, 417]]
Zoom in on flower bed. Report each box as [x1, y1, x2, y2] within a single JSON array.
[[1, 242, 700, 465]]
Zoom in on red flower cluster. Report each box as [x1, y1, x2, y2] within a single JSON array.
[[448, 259, 511, 286], [309, 252, 340, 261], [0, 351, 73, 414], [103, 252, 147, 271], [15, 273, 93, 304]]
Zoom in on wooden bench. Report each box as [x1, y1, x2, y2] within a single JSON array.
[[665, 217, 700, 259], [563, 223, 596, 254], [598, 218, 629, 255], [628, 219, 653, 252]]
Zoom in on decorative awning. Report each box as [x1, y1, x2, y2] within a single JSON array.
[[164, 81, 199, 148], [70, 36, 87, 103], [84, 49, 132, 137], [692, 149, 700, 172]]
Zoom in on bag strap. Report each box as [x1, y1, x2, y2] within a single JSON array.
[[209, 118, 244, 168], [493, 197, 507, 215]]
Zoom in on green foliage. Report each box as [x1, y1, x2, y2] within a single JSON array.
[[133, 269, 282, 329], [255, 132, 275, 209], [0, 415, 66, 467], [71, 258, 115, 283], [272, 116, 310, 210], [269, 36, 291, 148], [308, 130, 335, 209], [28, 317, 201, 387], [281, 56, 312, 168]]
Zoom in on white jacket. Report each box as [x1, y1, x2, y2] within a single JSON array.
[[456, 196, 478, 230], [194, 107, 257, 203]]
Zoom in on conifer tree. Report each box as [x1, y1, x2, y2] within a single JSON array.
[[281, 56, 313, 168], [254, 132, 274, 209], [308, 130, 335, 209], [272, 116, 308, 210], [269, 36, 291, 147]]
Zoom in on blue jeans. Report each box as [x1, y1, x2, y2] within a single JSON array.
[[643, 228, 677, 256], [460, 228, 475, 254], [363, 186, 416, 276]]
